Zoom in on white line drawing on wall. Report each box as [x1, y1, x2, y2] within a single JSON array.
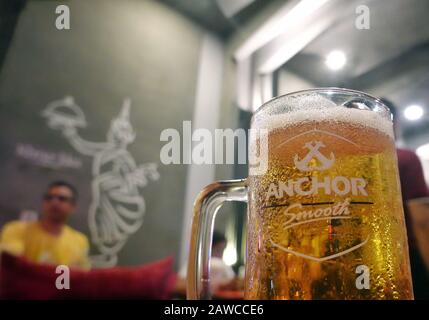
[[42, 96, 160, 267]]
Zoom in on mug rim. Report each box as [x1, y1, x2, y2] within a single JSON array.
[[255, 87, 390, 118]]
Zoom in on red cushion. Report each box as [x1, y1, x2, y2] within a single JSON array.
[[0, 252, 176, 299]]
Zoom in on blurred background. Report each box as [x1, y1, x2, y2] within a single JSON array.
[[0, 0, 428, 284]]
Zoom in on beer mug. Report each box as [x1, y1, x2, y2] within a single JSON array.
[[188, 88, 414, 300]]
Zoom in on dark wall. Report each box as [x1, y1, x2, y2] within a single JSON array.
[[0, 0, 203, 267]]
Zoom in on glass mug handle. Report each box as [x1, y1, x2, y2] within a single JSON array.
[[187, 179, 248, 300]]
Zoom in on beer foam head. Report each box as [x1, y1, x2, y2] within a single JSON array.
[[251, 93, 394, 139]]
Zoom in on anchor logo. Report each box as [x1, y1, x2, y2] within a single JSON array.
[[294, 141, 335, 171]]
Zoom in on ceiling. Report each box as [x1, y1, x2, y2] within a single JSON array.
[[159, 0, 275, 37], [160, 0, 429, 141]]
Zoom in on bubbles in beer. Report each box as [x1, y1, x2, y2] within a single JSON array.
[[245, 100, 413, 300]]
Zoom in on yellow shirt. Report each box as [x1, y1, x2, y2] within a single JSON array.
[[0, 221, 90, 269]]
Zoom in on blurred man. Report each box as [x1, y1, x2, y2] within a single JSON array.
[[210, 231, 235, 291], [0, 181, 90, 269], [177, 231, 235, 296], [381, 98, 429, 299]]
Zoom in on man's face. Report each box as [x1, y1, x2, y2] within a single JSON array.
[[42, 186, 76, 223], [212, 241, 227, 259]]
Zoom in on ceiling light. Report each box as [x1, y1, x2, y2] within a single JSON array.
[[325, 50, 346, 71], [403, 105, 424, 121], [416, 144, 429, 160]]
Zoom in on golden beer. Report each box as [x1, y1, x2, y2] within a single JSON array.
[[245, 102, 413, 299], [188, 89, 413, 300]]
